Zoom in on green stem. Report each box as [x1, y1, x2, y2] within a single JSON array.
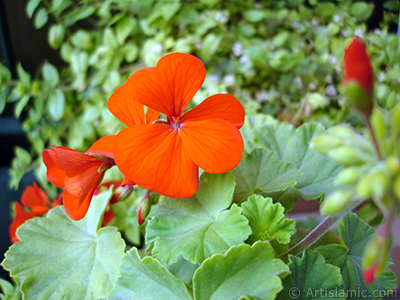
[[280, 200, 362, 258], [365, 116, 383, 161]]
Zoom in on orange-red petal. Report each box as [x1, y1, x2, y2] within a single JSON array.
[[87, 135, 116, 157], [63, 189, 94, 221], [21, 182, 51, 216], [180, 119, 244, 174], [9, 202, 35, 244], [108, 78, 160, 126], [112, 53, 205, 119], [42, 149, 66, 188], [181, 94, 245, 129], [114, 124, 198, 198]]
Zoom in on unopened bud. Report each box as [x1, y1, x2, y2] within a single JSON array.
[[390, 101, 400, 130], [327, 147, 362, 165], [393, 175, 400, 199], [371, 170, 390, 199], [320, 189, 352, 216], [363, 263, 378, 285], [137, 197, 151, 226], [357, 173, 373, 199], [310, 135, 343, 155], [386, 156, 400, 175], [334, 167, 361, 186], [370, 108, 385, 141], [330, 126, 355, 139], [362, 234, 385, 269]]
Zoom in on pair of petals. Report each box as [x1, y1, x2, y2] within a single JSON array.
[[43, 147, 106, 220]]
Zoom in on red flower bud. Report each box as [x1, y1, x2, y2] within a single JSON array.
[[343, 38, 374, 116], [363, 262, 378, 285]]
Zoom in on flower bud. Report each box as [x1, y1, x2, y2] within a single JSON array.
[[363, 263, 378, 285], [330, 126, 355, 139], [334, 167, 361, 186], [357, 173, 373, 199], [137, 196, 151, 226], [393, 175, 400, 199], [370, 108, 385, 141], [371, 170, 390, 199], [386, 156, 400, 175], [362, 234, 385, 269], [343, 38, 374, 117], [327, 147, 362, 165], [310, 135, 342, 155], [320, 189, 352, 216], [390, 101, 400, 131]]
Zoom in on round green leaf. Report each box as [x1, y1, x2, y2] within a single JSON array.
[[193, 241, 289, 300]]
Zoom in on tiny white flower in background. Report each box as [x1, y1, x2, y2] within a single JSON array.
[[223, 74, 235, 87], [378, 72, 385, 82], [291, 21, 300, 29], [152, 43, 163, 54], [214, 11, 228, 23], [208, 74, 220, 84], [326, 85, 337, 96], [254, 3, 261, 8], [196, 43, 202, 49], [354, 29, 364, 38], [245, 69, 255, 77], [341, 29, 349, 38], [333, 14, 342, 23], [308, 82, 317, 90], [312, 19, 318, 26], [329, 55, 338, 65], [232, 42, 243, 56], [256, 91, 269, 102], [374, 29, 381, 35], [325, 74, 333, 84], [239, 55, 250, 64], [294, 77, 303, 89], [397, 77, 400, 83], [206, 86, 214, 94]]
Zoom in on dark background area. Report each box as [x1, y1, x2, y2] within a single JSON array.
[[0, 0, 394, 283]]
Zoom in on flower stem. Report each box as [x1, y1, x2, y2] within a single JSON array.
[[280, 200, 362, 258], [365, 116, 383, 161]]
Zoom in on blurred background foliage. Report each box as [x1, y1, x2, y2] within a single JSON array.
[[0, 0, 399, 196]]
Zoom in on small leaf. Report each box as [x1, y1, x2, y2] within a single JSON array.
[[26, 0, 41, 18], [14, 95, 30, 118], [146, 173, 251, 264], [48, 24, 66, 49], [47, 89, 65, 120], [277, 250, 344, 300], [42, 62, 59, 88], [2, 190, 125, 300], [200, 33, 221, 61], [116, 17, 137, 45], [193, 241, 289, 300], [33, 7, 48, 29], [16, 64, 31, 90], [230, 148, 302, 204], [108, 248, 192, 300], [242, 195, 296, 244]]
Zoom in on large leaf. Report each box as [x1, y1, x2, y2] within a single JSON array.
[[145, 173, 251, 264], [242, 195, 296, 244], [230, 148, 302, 204], [277, 250, 344, 300], [2, 190, 125, 300], [108, 248, 192, 300], [316, 213, 397, 300], [193, 241, 289, 300], [251, 122, 342, 200]]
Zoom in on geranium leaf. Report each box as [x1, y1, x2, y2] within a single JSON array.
[[2, 190, 125, 300], [277, 250, 345, 300], [242, 195, 296, 244], [250, 122, 342, 201], [230, 148, 302, 204], [316, 213, 397, 300], [145, 173, 251, 264], [193, 241, 289, 300], [108, 248, 192, 300]]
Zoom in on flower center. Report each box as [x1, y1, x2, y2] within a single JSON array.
[[171, 116, 181, 129]]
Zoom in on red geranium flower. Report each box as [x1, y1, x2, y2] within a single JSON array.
[[108, 53, 244, 198], [42, 136, 116, 220], [9, 182, 60, 243]]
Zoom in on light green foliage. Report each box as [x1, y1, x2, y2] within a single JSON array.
[[193, 241, 289, 300], [231, 148, 302, 204], [277, 250, 345, 300], [1, 0, 399, 190], [0, 279, 21, 300], [146, 173, 251, 264], [108, 248, 192, 300], [2, 190, 125, 300], [242, 195, 296, 244], [316, 213, 397, 299]]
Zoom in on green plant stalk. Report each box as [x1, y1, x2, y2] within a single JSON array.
[[280, 200, 362, 258], [365, 116, 383, 161]]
